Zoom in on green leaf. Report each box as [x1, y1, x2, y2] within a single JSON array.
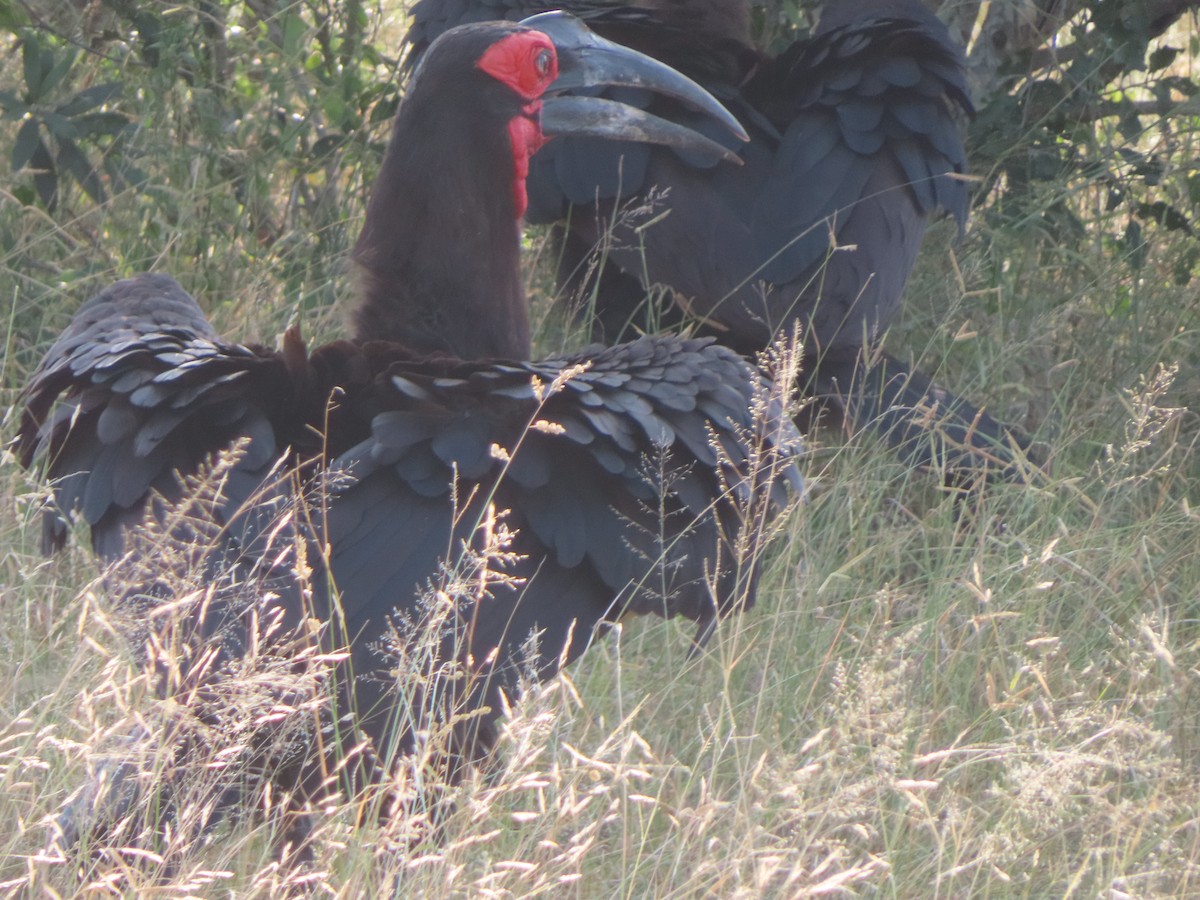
[[311, 133, 345, 159], [29, 138, 56, 209], [103, 154, 147, 191], [22, 37, 77, 101], [43, 46, 76, 96], [1108, 283, 1132, 316], [281, 12, 308, 57], [131, 11, 163, 68], [1159, 75, 1198, 98], [74, 111, 132, 138], [1043, 201, 1086, 243], [40, 111, 79, 140], [358, 44, 382, 67], [1122, 219, 1146, 271], [0, 0, 28, 28], [1115, 100, 1142, 142], [322, 93, 348, 128], [21, 37, 48, 100], [1148, 46, 1179, 72], [11, 117, 40, 170], [0, 89, 29, 118], [369, 94, 399, 124], [1136, 201, 1193, 234], [1173, 244, 1200, 287], [56, 136, 105, 204], [54, 82, 122, 118]]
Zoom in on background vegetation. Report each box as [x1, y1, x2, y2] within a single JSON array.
[[0, 0, 1198, 895]]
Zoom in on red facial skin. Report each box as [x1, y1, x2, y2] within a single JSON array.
[[476, 30, 560, 219]]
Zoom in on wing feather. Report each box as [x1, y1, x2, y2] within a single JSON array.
[[16, 273, 297, 561]]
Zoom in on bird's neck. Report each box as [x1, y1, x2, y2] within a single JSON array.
[[506, 101, 547, 220], [351, 91, 532, 360]]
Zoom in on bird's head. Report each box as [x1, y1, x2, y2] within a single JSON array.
[[410, 11, 746, 219], [353, 14, 745, 359]]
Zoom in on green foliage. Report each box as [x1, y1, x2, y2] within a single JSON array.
[[0, 0, 406, 363], [967, 3, 1200, 291], [0, 33, 136, 209]]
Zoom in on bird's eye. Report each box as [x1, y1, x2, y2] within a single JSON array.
[[535, 48, 554, 78]]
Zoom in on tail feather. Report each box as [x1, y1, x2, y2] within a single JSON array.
[[811, 349, 1037, 483]]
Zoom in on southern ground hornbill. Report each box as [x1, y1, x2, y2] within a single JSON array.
[[406, 0, 1038, 482], [17, 14, 801, 839]]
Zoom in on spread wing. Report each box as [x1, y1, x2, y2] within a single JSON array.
[[14, 275, 328, 684], [545, 4, 971, 353], [15, 273, 300, 566], [18, 275, 802, 774], [742, 8, 972, 335], [318, 335, 802, 758]]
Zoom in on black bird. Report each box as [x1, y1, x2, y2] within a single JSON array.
[[17, 14, 801, 833], [406, 0, 1037, 482]]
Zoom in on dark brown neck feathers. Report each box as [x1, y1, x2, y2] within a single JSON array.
[[351, 73, 531, 361]]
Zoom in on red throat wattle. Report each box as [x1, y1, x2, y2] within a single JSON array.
[[476, 30, 559, 220], [507, 108, 545, 219]]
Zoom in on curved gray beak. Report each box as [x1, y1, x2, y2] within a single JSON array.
[[521, 11, 748, 164]]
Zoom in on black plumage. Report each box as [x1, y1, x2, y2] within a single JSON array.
[[17, 16, 801, 832], [407, 0, 1037, 481]]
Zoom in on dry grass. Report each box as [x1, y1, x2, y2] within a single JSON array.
[[2, 1, 1200, 897]]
